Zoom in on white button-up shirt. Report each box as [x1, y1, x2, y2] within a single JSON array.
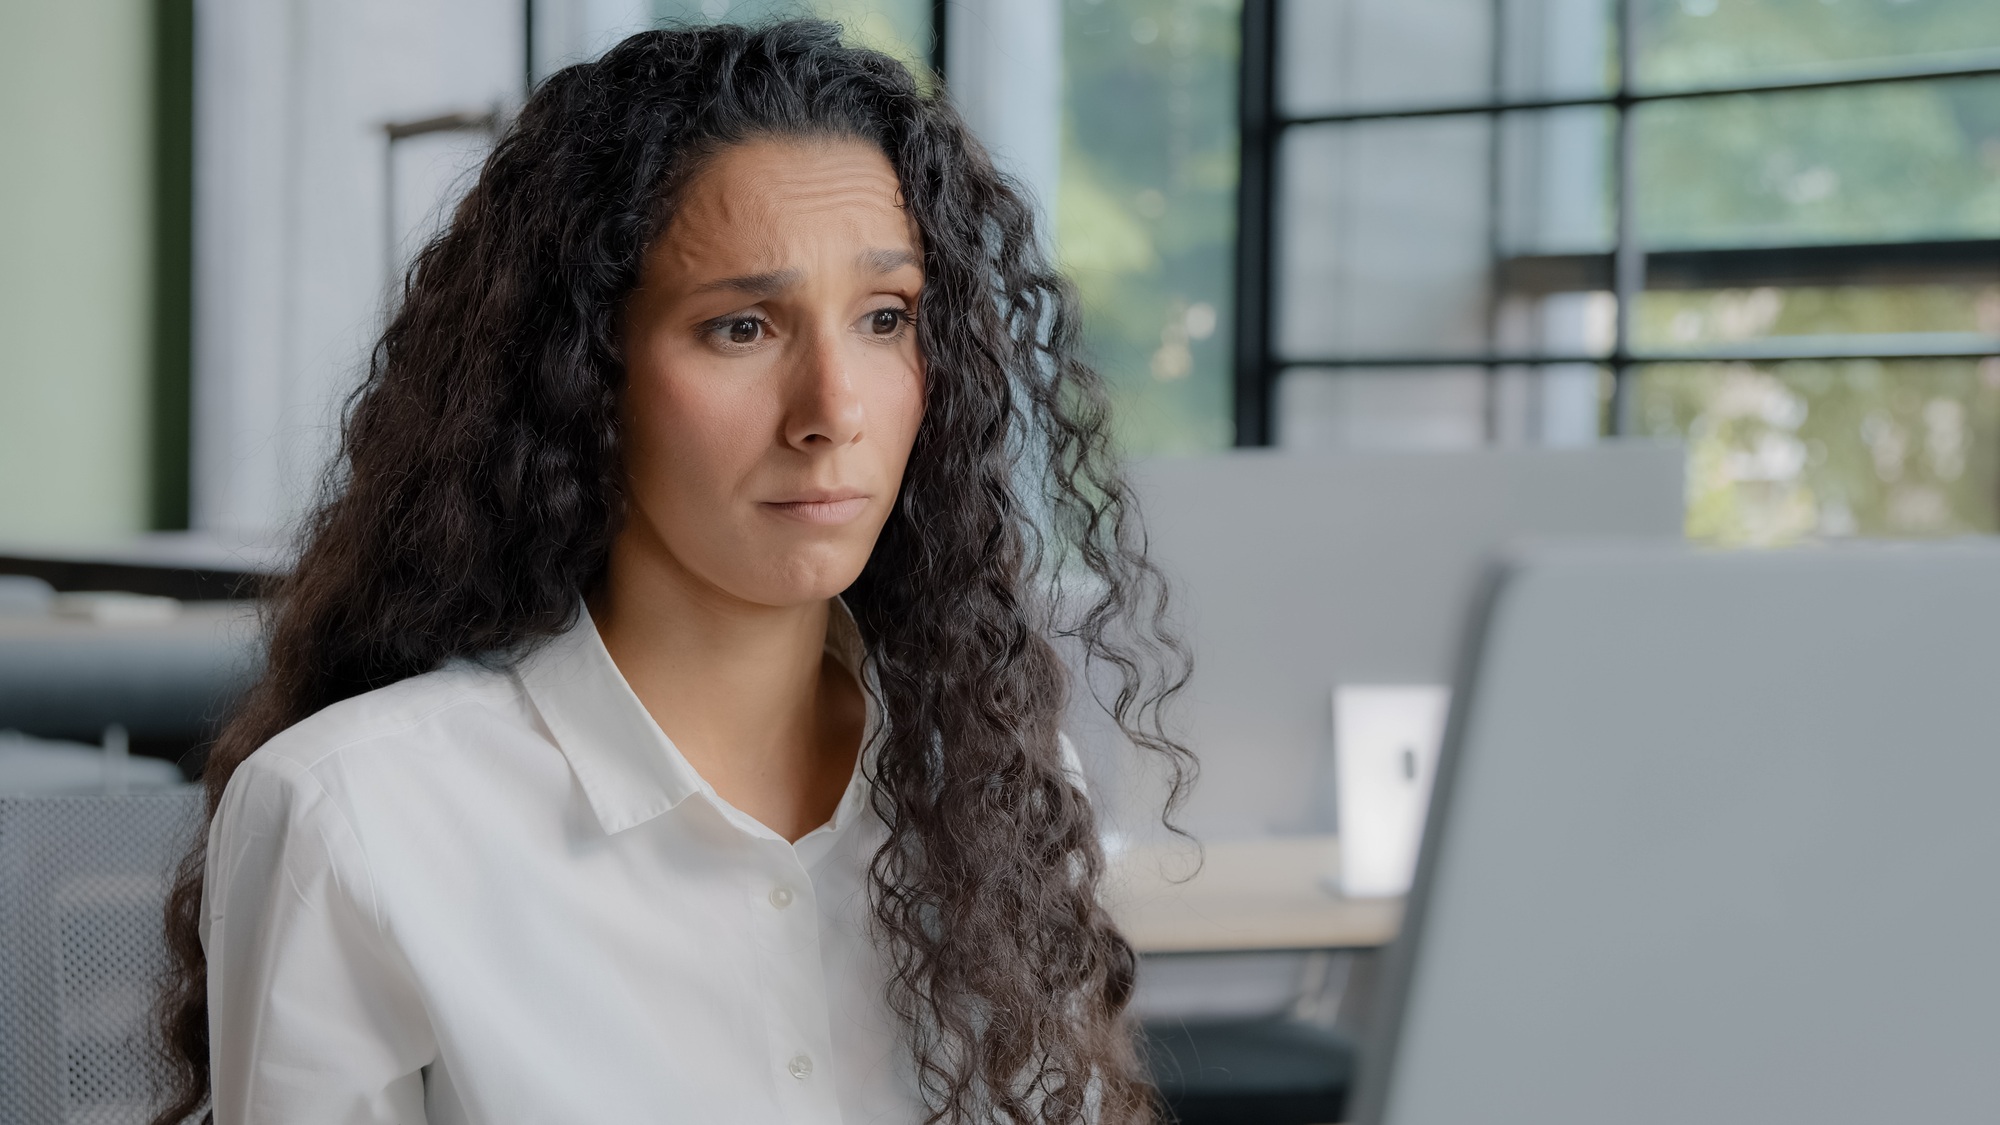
[[202, 603, 922, 1124]]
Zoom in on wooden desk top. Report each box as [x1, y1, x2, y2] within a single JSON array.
[[1104, 834, 1402, 955]]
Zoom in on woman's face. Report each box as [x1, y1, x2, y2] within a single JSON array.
[[618, 136, 926, 609]]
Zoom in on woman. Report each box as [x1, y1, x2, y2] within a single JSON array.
[[154, 21, 1189, 1125]]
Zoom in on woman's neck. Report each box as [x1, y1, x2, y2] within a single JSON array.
[[589, 542, 864, 843]]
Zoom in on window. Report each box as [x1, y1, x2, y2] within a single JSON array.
[[1240, 0, 2000, 542], [1059, 0, 1243, 457]]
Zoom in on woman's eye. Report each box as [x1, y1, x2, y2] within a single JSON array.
[[867, 308, 907, 336], [724, 317, 764, 345]]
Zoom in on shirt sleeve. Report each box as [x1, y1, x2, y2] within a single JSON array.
[[202, 751, 436, 1124]]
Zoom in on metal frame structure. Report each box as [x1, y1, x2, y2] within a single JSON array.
[[1232, 0, 2000, 447]]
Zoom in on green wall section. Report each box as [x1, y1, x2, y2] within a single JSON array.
[[0, 0, 163, 544]]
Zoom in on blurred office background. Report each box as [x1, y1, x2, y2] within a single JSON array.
[[4, 5, 1998, 1123], [4, 0, 1997, 551]]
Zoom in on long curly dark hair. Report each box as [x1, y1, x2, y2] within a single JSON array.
[[152, 20, 1191, 1125]]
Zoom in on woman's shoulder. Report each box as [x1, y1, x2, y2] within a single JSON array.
[[236, 659, 532, 789]]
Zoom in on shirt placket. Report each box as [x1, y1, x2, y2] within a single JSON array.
[[749, 836, 843, 1125]]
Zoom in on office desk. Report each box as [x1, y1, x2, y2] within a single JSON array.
[[1104, 834, 1402, 955]]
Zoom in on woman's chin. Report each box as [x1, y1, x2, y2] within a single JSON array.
[[734, 548, 872, 609]]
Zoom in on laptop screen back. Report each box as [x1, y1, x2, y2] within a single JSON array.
[[1362, 541, 2000, 1125]]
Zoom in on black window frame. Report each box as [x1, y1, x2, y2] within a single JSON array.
[[1232, 0, 2000, 447]]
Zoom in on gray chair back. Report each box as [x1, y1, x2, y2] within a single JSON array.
[[0, 789, 203, 1125], [0, 599, 259, 744], [1358, 539, 2000, 1125]]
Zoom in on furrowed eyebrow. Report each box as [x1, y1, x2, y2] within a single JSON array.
[[858, 248, 922, 275], [693, 267, 805, 298]]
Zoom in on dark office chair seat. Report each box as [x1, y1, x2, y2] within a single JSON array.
[[1144, 1016, 1355, 1125]]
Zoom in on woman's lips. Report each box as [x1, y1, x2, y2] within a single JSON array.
[[762, 494, 870, 525]]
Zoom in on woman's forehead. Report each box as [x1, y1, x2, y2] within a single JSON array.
[[646, 138, 921, 293], [677, 138, 910, 237]]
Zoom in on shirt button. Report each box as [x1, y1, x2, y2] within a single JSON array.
[[768, 886, 794, 910], [787, 1054, 813, 1080]]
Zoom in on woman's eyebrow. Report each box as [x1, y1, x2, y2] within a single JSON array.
[[693, 267, 804, 298], [858, 248, 921, 275]]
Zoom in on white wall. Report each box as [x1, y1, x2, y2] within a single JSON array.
[[0, 0, 154, 545], [192, 0, 522, 539]]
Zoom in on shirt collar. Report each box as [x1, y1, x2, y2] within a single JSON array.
[[514, 599, 879, 838]]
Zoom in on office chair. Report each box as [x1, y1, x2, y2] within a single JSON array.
[[1145, 1016, 1355, 1125], [0, 593, 258, 756], [0, 789, 203, 1124]]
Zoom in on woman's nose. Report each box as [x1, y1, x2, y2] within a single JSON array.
[[784, 329, 866, 450]]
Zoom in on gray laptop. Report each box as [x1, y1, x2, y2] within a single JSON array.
[[1355, 539, 2000, 1125]]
